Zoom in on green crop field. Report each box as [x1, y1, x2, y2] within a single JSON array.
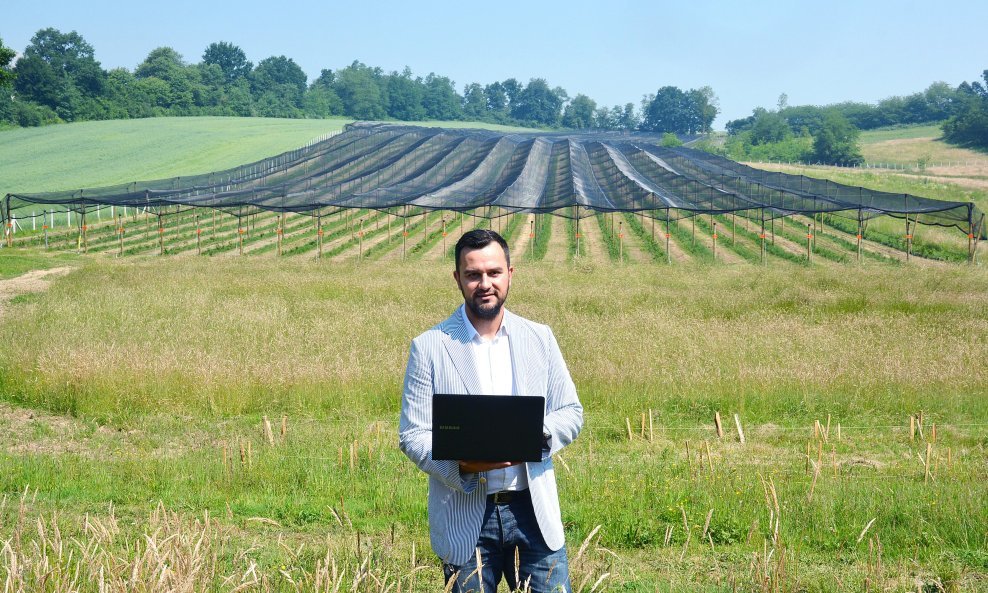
[[1, 117, 987, 592]]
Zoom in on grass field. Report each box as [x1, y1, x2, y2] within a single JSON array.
[[0, 116, 537, 196], [858, 124, 988, 167], [0, 256, 986, 592], [1, 117, 987, 591]]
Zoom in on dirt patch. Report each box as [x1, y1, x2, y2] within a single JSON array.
[[0, 267, 74, 317]]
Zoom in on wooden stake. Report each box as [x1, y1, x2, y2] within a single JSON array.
[[837, 423, 842, 442], [648, 409, 654, 443], [825, 414, 831, 442], [625, 417, 633, 441], [734, 413, 745, 444], [909, 415, 915, 441], [832, 446, 838, 478], [263, 416, 275, 446], [281, 416, 287, 439], [714, 412, 724, 439]]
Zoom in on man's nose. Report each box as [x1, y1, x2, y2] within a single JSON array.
[[478, 274, 492, 288]]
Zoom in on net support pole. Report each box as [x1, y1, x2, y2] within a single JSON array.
[[712, 221, 717, 261], [117, 214, 123, 256], [576, 211, 581, 258], [974, 213, 984, 264], [760, 209, 766, 265], [856, 209, 863, 264], [665, 209, 671, 265], [44, 212, 50, 251], [196, 214, 201, 256], [318, 211, 323, 259], [969, 206, 975, 264], [81, 205, 88, 253], [4, 196, 11, 248], [806, 223, 812, 263], [618, 220, 624, 262], [732, 212, 736, 246], [905, 219, 911, 263], [157, 211, 163, 256]]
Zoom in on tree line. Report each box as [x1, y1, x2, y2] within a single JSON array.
[[942, 70, 988, 149], [0, 29, 717, 134], [722, 75, 987, 165]]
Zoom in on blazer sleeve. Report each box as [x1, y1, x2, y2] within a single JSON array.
[[398, 335, 480, 494], [541, 326, 583, 460]]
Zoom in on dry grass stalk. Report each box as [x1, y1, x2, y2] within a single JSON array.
[[702, 509, 714, 540], [924, 443, 932, 483], [857, 518, 877, 543]]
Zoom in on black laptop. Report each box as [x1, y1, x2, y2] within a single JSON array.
[[432, 394, 546, 462]]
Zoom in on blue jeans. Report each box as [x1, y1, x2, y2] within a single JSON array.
[[442, 490, 570, 593]]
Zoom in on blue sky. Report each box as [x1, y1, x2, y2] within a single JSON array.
[[4, 0, 986, 128]]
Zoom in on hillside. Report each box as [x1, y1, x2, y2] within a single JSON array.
[[0, 117, 533, 195]]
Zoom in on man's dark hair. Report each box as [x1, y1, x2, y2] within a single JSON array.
[[454, 229, 510, 271]]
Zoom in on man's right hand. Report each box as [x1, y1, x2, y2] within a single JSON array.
[[458, 460, 521, 474]]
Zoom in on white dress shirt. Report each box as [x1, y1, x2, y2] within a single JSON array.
[[459, 305, 529, 492]]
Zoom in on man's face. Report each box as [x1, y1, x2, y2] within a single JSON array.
[[454, 242, 513, 321]]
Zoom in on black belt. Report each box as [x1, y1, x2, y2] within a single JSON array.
[[487, 489, 529, 505]]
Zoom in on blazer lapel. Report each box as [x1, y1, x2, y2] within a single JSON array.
[[440, 307, 483, 395]]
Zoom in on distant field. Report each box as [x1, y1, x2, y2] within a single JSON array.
[[0, 117, 536, 196], [859, 124, 988, 167]]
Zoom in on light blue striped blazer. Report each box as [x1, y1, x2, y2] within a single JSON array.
[[399, 306, 583, 566]]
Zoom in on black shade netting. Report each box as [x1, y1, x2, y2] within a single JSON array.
[[4, 122, 985, 239]]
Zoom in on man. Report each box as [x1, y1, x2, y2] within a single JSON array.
[[399, 229, 583, 593]]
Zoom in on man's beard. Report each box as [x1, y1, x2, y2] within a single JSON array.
[[465, 290, 507, 320]]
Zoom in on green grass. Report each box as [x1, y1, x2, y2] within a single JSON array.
[[0, 117, 354, 194], [859, 125, 946, 144], [0, 256, 987, 590], [0, 251, 78, 278], [0, 117, 541, 197], [0, 257, 986, 591], [858, 124, 988, 164]]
